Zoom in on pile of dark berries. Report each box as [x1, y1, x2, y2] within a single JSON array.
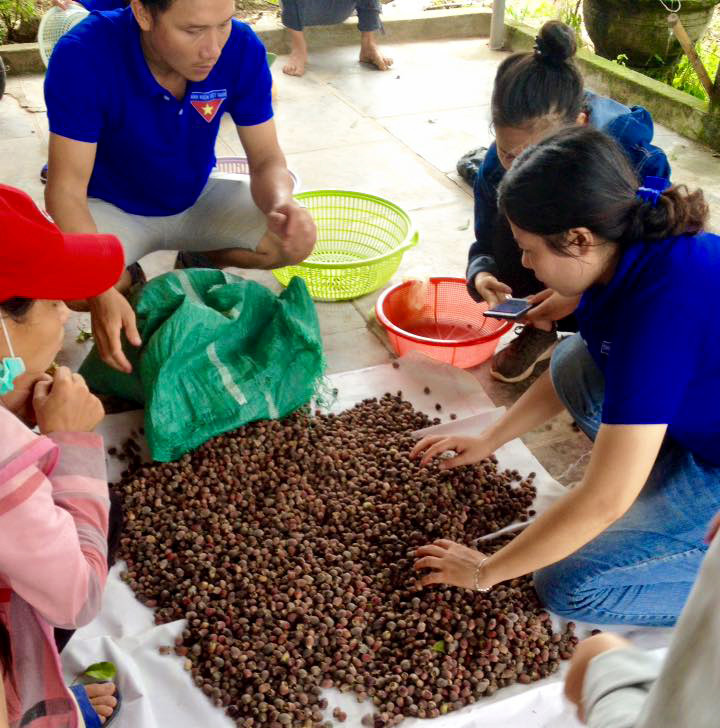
[[115, 394, 576, 727]]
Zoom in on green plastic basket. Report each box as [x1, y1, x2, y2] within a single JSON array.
[[272, 190, 419, 301]]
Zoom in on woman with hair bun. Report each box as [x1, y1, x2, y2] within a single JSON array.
[[413, 126, 720, 627], [467, 20, 671, 383]]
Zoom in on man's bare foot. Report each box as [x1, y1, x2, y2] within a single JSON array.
[[85, 683, 118, 724], [283, 51, 306, 77], [359, 44, 393, 71], [283, 29, 307, 77]]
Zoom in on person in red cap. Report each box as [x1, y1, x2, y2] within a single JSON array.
[[0, 185, 124, 728]]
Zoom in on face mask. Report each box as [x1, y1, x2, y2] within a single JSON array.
[[0, 316, 26, 396]]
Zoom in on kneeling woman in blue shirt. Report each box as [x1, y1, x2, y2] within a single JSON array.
[[412, 125, 720, 626]]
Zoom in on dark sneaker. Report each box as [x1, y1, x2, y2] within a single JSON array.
[[174, 250, 217, 270], [490, 325, 558, 383], [456, 146, 488, 186]]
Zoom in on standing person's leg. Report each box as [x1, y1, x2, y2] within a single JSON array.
[[357, 0, 393, 71], [533, 335, 720, 626], [283, 29, 308, 77], [281, 1, 357, 77], [280, 0, 308, 77], [281, 0, 392, 75]]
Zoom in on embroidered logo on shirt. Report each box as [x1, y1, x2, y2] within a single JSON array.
[[190, 89, 227, 123], [600, 340, 612, 355]]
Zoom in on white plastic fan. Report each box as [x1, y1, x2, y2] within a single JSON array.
[[37, 2, 90, 68]]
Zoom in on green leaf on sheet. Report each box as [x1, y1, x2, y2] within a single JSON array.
[[83, 662, 117, 681]]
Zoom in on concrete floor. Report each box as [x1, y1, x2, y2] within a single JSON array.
[[3, 35, 720, 485]]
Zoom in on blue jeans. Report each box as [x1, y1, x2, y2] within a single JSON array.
[[533, 334, 720, 626]]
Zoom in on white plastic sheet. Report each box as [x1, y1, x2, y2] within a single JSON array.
[[63, 353, 670, 727]]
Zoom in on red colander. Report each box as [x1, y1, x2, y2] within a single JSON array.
[[375, 277, 512, 369]]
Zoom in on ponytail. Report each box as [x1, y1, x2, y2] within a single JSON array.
[[498, 126, 708, 255], [621, 185, 708, 246], [492, 20, 584, 129]]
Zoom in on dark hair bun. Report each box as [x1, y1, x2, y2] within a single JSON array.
[[623, 185, 708, 244], [535, 20, 577, 65]]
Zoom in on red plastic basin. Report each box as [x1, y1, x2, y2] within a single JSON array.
[[375, 277, 512, 369]]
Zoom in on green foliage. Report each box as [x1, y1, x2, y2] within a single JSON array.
[[506, 0, 549, 24], [507, 1, 720, 103], [507, 0, 584, 46], [0, 0, 37, 43], [558, 0, 583, 38], [670, 40, 720, 101]]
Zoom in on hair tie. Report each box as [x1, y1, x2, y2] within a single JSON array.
[[533, 35, 548, 59], [636, 176, 670, 207]]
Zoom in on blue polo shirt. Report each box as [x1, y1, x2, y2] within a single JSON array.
[[44, 8, 273, 216], [576, 232, 720, 465]]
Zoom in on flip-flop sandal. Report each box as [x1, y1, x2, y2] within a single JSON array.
[[70, 683, 123, 728]]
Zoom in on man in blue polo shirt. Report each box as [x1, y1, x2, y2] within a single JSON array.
[[44, 0, 316, 373]]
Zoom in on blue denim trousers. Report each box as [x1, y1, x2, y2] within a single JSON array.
[[533, 334, 720, 626]]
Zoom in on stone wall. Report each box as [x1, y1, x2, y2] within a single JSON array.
[[507, 22, 720, 152]]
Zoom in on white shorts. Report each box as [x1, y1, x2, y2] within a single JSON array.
[[88, 177, 267, 267]]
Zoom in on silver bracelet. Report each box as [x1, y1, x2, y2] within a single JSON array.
[[473, 557, 491, 593]]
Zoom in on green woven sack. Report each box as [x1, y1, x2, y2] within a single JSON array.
[[80, 270, 325, 461]]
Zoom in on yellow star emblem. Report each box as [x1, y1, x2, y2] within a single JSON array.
[[202, 103, 214, 116]]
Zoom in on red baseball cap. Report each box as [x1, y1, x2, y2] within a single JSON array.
[[0, 184, 125, 302]]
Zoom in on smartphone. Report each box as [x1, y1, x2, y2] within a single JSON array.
[[483, 297, 533, 320]]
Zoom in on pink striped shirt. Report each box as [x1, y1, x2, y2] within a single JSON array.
[[0, 408, 110, 728]]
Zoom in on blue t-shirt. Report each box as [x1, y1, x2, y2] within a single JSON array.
[[44, 8, 273, 216], [576, 233, 720, 465]]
